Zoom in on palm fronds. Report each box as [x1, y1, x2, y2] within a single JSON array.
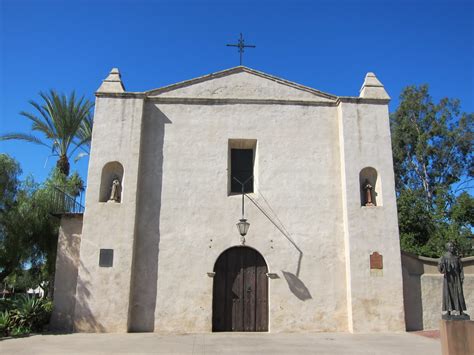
[[0, 90, 94, 175]]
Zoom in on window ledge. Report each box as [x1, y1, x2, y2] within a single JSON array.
[[228, 192, 257, 198]]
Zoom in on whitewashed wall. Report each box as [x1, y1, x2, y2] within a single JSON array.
[[135, 100, 348, 332], [73, 95, 144, 332], [337, 101, 405, 332]]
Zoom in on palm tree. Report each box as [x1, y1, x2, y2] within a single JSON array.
[[73, 113, 94, 163], [1, 90, 94, 176]]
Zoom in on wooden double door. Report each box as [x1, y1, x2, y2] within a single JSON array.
[[212, 247, 268, 332]]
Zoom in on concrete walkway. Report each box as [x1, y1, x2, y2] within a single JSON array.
[[0, 332, 441, 355]]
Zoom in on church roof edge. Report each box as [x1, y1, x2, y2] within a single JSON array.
[[94, 67, 391, 103], [145, 66, 339, 100]]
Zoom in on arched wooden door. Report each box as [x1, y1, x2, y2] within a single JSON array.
[[212, 246, 268, 332]]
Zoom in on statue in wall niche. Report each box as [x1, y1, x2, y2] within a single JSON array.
[[108, 177, 121, 203], [438, 242, 470, 320], [363, 180, 374, 206]]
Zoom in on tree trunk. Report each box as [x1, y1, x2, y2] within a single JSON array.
[[57, 155, 70, 176]]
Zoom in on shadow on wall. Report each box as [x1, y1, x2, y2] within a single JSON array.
[[127, 104, 172, 332], [50, 223, 81, 332], [402, 265, 423, 331], [246, 191, 303, 277], [245, 191, 313, 302], [73, 259, 106, 332], [50, 216, 106, 333], [282, 271, 312, 301]]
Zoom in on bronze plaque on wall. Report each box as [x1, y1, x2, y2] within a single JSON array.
[[370, 252, 383, 270]]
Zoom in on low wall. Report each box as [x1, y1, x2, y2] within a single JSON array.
[[50, 214, 83, 332], [401, 251, 474, 331]]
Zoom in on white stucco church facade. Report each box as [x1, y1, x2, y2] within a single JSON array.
[[52, 66, 407, 333]]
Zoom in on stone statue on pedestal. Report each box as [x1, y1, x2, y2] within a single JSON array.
[[108, 178, 121, 203], [363, 180, 374, 206], [438, 242, 470, 320]]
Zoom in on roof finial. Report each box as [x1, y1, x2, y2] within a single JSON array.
[[226, 33, 256, 66], [359, 72, 390, 100], [96, 68, 126, 94]]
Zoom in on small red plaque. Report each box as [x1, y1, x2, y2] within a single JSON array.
[[370, 252, 383, 270]]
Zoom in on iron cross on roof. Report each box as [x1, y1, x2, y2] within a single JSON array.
[[226, 33, 256, 65]]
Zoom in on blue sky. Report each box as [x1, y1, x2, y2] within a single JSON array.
[[1, 0, 473, 184]]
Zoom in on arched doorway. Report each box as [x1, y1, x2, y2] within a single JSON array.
[[212, 246, 268, 332]]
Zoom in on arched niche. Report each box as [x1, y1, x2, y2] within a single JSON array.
[[359, 167, 382, 206], [99, 161, 124, 203]]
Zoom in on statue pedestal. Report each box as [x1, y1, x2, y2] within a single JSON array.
[[442, 314, 470, 321], [440, 319, 474, 355]]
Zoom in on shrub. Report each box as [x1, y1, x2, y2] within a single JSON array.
[[0, 296, 52, 337], [0, 311, 9, 336], [10, 325, 31, 337]]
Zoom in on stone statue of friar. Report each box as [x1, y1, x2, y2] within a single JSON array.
[[438, 242, 469, 320], [363, 180, 374, 206], [108, 178, 121, 203]]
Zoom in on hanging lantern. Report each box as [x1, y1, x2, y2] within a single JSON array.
[[236, 218, 250, 237]]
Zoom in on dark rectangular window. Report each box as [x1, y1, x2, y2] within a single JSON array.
[[231, 149, 254, 193]]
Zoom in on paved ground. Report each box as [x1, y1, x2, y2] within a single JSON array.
[[0, 332, 441, 355], [411, 330, 441, 340]]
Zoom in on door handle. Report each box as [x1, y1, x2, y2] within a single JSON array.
[[247, 286, 252, 293]]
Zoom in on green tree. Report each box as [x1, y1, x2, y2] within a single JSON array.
[[0, 155, 85, 296], [0, 90, 94, 176], [391, 85, 473, 256], [0, 154, 21, 213], [391, 85, 472, 200], [6, 268, 43, 294], [0, 173, 58, 284], [45, 169, 85, 198], [0, 154, 23, 281]]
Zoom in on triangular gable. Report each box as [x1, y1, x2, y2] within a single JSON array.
[[146, 67, 337, 102]]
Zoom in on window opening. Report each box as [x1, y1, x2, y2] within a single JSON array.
[[231, 149, 254, 193]]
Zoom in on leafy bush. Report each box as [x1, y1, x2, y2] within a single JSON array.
[[0, 311, 9, 336], [9, 325, 31, 337], [0, 296, 52, 337]]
